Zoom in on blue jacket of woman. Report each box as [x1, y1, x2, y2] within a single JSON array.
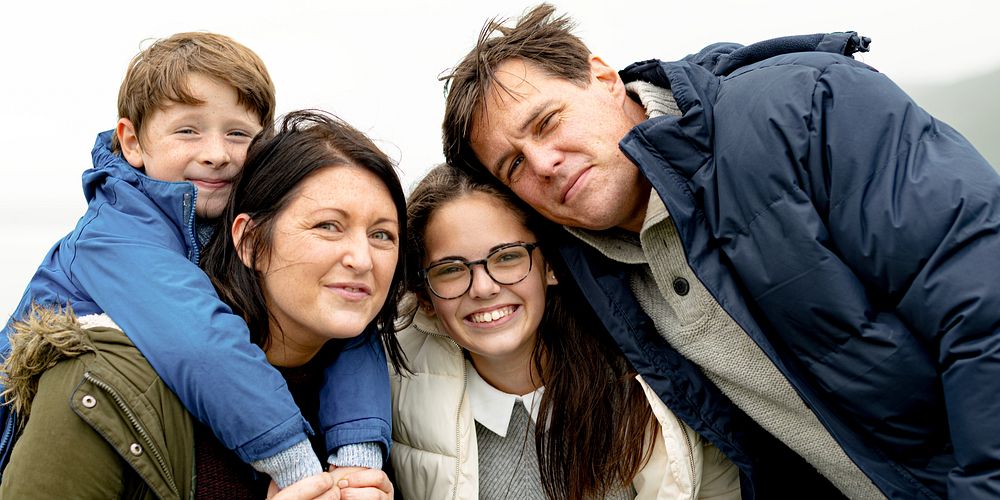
[[558, 32, 999, 499], [0, 131, 391, 470]]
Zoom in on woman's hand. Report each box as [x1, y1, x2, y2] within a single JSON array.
[[329, 466, 394, 500], [267, 473, 339, 500]]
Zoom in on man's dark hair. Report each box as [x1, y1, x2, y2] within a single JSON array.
[[442, 4, 591, 178]]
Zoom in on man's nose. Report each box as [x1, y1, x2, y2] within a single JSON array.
[[524, 143, 563, 178]]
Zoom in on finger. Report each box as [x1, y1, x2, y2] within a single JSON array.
[[335, 469, 392, 493], [271, 473, 336, 500], [329, 466, 367, 483], [317, 485, 342, 500], [339, 486, 392, 500]]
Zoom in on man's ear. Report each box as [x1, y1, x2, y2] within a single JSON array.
[[116, 118, 145, 169], [231, 213, 256, 270], [589, 55, 623, 97]]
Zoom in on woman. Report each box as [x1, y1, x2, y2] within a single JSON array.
[[0, 111, 404, 499], [390, 164, 741, 499]]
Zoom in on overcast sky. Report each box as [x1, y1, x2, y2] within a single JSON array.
[[2, 0, 997, 314]]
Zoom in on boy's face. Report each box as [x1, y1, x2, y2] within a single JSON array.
[[119, 73, 262, 218]]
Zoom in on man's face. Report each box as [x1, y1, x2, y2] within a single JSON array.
[[469, 57, 649, 231]]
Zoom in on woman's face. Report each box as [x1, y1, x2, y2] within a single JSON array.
[[422, 192, 554, 366], [254, 164, 399, 365]]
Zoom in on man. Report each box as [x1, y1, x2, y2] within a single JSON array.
[[442, 4, 1000, 499]]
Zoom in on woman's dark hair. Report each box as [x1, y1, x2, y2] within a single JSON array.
[[405, 164, 655, 499], [200, 109, 408, 372]]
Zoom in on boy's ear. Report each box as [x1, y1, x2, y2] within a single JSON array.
[[116, 118, 145, 169], [231, 213, 256, 270]]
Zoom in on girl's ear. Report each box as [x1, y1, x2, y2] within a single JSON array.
[[417, 295, 437, 317], [545, 265, 559, 286], [231, 213, 256, 269], [116, 118, 145, 169]]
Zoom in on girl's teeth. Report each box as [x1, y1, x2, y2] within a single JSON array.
[[472, 306, 513, 323]]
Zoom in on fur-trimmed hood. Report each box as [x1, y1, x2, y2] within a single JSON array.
[[1, 308, 117, 419]]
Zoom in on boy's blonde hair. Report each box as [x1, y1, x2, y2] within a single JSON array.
[[111, 32, 275, 153]]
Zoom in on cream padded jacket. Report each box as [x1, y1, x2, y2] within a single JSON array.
[[389, 311, 741, 500]]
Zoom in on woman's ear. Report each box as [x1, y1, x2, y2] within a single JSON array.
[[116, 118, 144, 169], [231, 213, 256, 269]]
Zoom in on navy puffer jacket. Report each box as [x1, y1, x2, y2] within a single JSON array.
[[561, 32, 1000, 499]]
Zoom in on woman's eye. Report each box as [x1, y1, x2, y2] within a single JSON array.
[[371, 229, 396, 242], [316, 222, 340, 232]]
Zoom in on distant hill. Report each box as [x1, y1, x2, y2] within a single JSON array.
[[903, 68, 1000, 172]]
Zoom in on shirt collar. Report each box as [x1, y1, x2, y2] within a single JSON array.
[[467, 360, 544, 437]]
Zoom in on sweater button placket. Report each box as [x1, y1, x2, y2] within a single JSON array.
[[672, 277, 690, 296]]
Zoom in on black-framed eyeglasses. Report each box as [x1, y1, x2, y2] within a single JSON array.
[[420, 242, 540, 300]]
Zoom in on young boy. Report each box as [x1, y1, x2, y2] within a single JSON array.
[[0, 32, 390, 489]]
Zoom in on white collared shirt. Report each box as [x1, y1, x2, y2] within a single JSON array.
[[467, 361, 544, 437]]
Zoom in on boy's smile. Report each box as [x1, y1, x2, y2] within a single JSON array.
[[117, 72, 262, 218]]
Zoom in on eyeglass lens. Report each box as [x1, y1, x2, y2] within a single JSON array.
[[426, 244, 533, 299]]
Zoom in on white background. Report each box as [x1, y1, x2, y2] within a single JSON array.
[[2, 0, 997, 314]]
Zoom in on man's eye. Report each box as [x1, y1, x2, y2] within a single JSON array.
[[505, 156, 524, 183], [539, 113, 555, 132]]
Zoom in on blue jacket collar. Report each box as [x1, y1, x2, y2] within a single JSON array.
[[85, 130, 199, 255]]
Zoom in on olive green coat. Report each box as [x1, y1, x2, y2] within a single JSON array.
[[0, 312, 194, 499]]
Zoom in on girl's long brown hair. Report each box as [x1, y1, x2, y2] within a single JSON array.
[[404, 164, 654, 499]]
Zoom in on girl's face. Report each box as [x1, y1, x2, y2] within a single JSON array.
[[421, 192, 555, 367], [243, 164, 399, 366]]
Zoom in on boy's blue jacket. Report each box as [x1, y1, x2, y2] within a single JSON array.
[[558, 32, 1000, 499], [0, 131, 392, 467]]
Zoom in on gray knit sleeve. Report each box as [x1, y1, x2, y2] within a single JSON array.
[[327, 442, 383, 469], [250, 439, 324, 488]]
